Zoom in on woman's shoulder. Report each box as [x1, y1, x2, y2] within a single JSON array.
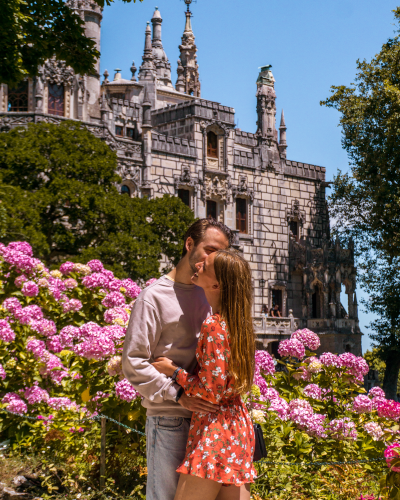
[[202, 313, 228, 335]]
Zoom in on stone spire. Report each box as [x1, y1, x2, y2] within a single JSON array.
[[151, 7, 173, 88], [256, 65, 277, 140], [139, 22, 156, 82], [176, 0, 200, 97], [278, 109, 287, 158]]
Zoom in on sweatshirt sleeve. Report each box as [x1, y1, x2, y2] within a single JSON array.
[[122, 298, 180, 403], [175, 317, 230, 405]]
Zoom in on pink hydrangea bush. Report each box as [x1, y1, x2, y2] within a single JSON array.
[[0, 241, 146, 447]]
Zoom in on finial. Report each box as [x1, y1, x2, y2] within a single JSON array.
[[103, 69, 109, 84], [130, 61, 137, 81], [184, 0, 192, 12], [114, 68, 122, 81], [280, 109, 286, 128]]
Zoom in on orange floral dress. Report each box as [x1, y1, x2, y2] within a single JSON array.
[[175, 313, 257, 485]]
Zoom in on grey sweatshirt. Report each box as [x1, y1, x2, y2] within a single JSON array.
[[122, 275, 211, 417]]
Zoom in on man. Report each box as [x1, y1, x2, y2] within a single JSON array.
[[122, 218, 232, 500], [269, 304, 282, 318]]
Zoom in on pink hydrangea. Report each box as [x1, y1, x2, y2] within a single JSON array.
[[74, 325, 116, 360], [352, 395, 372, 414], [0, 364, 6, 380], [0, 320, 15, 342], [38, 278, 49, 288], [385, 443, 400, 472], [3, 249, 36, 274], [267, 397, 289, 420], [106, 279, 123, 292], [102, 291, 126, 308], [7, 242, 33, 256], [320, 352, 341, 368], [377, 400, 400, 421], [27, 338, 47, 359], [292, 366, 312, 382], [104, 307, 129, 325], [122, 279, 142, 298], [59, 325, 81, 348], [306, 413, 327, 438], [278, 339, 305, 359], [2, 392, 27, 414], [115, 378, 138, 402], [41, 354, 69, 385], [47, 397, 76, 411], [364, 422, 384, 441], [303, 384, 322, 400], [263, 387, 280, 401], [62, 298, 83, 313], [369, 386, 385, 399], [2, 297, 22, 314], [145, 278, 157, 288], [291, 329, 320, 351], [327, 417, 357, 440], [255, 350, 275, 377], [82, 273, 109, 289], [107, 356, 123, 376], [15, 304, 43, 324], [372, 396, 387, 410], [338, 352, 369, 382], [46, 336, 63, 353], [30, 318, 57, 337], [103, 324, 126, 342], [59, 261, 75, 275], [288, 399, 314, 428], [79, 322, 102, 339], [14, 275, 27, 288], [24, 384, 49, 405], [87, 260, 104, 273], [22, 281, 39, 297], [64, 278, 78, 289]]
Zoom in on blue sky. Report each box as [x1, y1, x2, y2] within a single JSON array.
[[100, 0, 399, 352]]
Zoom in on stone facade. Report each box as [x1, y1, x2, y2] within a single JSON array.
[[0, 0, 362, 356]]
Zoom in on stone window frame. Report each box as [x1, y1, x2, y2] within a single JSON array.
[[120, 180, 138, 198], [7, 80, 29, 112], [286, 199, 306, 241], [178, 187, 195, 211], [268, 280, 287, 317], [206, 197, 224, 224], [204, 124, 225, 171]]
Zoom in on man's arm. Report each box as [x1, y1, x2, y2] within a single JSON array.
[[122, 299, 180, 403]]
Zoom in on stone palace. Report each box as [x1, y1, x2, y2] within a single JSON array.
[[0, 0, 362, 356]]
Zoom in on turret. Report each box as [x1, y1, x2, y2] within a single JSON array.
[[151, 8, 173, 87], [278, 109, 287, 158], [176, 0, 200, 96], [256, 65, 277, 139], [139, 22, 156, 82]]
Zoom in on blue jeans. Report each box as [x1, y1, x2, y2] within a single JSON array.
[[145, 416, 191, 500]]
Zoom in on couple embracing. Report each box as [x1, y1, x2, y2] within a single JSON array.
[[122, 219, 257, 500]]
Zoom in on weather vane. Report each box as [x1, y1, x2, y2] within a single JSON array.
[[182, 0, 195, 13]]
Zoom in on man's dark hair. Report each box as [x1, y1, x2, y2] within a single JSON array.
[[181, 218, 233, 258]]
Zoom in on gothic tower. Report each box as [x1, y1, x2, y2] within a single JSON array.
[[176, 0, 200, 97]]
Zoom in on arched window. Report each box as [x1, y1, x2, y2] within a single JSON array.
[[121, 185, 131, 196], [345, 344, 351, 353], [8, 81, 29, 112], [289, 220, 299, 241], [207, 131, 218, 158], [48, 83, 64, 116], [178, 189, 190, 207]]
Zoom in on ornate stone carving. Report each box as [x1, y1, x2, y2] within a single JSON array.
[[232, 175, 254, 201], [117, 162, 141, 184], [286, 199, 306, 224], [174, 166, 198, 191], [43, 57, 75, 86], [203, 173, 228, 201]]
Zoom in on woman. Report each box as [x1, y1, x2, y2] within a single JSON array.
[[152, 249, 257, 500]]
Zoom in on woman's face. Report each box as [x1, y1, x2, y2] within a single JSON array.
[[190, 252, 219, 292]]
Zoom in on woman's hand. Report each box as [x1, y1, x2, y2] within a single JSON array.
[[152, 357, 179, 377]]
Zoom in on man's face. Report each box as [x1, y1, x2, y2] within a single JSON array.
[[188, 227, 229, 274]]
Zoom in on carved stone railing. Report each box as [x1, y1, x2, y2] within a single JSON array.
[[305, 318, 357, 332], [254, 311, 300, 346]]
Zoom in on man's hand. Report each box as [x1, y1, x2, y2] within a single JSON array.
[[177, 392, 219, 413], [152, 357, 178, 377]]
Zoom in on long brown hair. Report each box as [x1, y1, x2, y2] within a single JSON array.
[[214, 250, 255, 394]]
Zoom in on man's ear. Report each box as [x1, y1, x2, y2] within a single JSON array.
[[185, 236, 194, 255]]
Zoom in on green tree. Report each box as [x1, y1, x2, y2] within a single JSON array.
[[0, 0, 142, 87], [364, 348, 400, 397], [0, 121, 195, 280], [320, 7, 400, 399]]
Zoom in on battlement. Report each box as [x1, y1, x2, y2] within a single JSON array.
[[152, 98, 235, 127], [151, 132, 196, 158], [234, 129, 258, 147], [284, 160, 326, 181]]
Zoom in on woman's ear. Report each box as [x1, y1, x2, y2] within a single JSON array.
[[211, 282, 220, 290]]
